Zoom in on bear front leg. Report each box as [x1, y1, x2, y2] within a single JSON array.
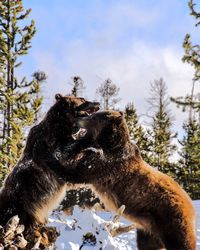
[[82, 145, 104, 157], [61, 138, 94, 160], [57, 149, 107, 184]]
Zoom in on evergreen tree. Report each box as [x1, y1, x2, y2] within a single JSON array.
[[0, 0, 45, 177], [170, 0, 200, 198], [70, 76, 85, 97], [147, 79, 177, 175], [176, 117, 200, 199], [62, 187, 101, 210], [96, 78, 121, 110], [184, 0, 200, 82], [171, 0, 200, 111], [125, 102, 151, 162]]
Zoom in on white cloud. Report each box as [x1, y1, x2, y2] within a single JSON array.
[[33, 40, 194, 129], [21, 0, 198, 139]]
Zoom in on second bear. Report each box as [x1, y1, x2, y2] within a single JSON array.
[[57, 110, 196, 250]]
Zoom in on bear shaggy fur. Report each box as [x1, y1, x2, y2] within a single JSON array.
[[57, 110, 196, 250], [0, 94, 99, 229]]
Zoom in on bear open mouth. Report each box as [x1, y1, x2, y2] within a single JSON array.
[[86, 106, 99, 115], [73, 101, 99, 139], [72, 128, 87, 140], [76, 101, 100, 117], [77, 107, 99, 117]]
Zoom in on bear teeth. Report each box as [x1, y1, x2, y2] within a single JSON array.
[[72, 128, 87, 140]]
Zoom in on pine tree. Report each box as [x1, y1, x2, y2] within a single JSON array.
[[70, 76, 85, 97], [170, 0, 200, 197], [147, 79, 177, 175], [184, 0, 200, 81], [96, 78, 121, 110], [177, 117, 200, 199], [62, 187, 100, 210], [0, 0, 45, 177], [125, 103, 151, 162], [171, 0, 200, 111]]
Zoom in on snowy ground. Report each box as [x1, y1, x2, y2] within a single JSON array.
[[48, 201, 200, 250]]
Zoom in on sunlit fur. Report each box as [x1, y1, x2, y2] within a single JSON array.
[[61, 110, 196, 250]]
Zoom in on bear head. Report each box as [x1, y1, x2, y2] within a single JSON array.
[[43, 94, 100, 147], [53, 93, 99, 117], [74, 110, 130, 152]]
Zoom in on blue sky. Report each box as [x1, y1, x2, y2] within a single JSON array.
[[19, 0, 199, 132]]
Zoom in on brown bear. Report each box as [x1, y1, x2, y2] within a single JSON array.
[[0, 94, 99, 229], [56, 110, 196, 250]]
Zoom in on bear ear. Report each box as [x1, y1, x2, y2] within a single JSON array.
[[55, 93, 63, 101]]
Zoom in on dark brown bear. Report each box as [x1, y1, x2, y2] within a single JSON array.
[[58, 110, 196, 250], [0, 94, 99, 229]]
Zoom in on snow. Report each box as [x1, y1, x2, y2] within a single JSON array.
[[48, 201, 200, 250], [194, 200, 200, 249]]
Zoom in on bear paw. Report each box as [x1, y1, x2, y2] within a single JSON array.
[[83, 147, 104, 157]]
